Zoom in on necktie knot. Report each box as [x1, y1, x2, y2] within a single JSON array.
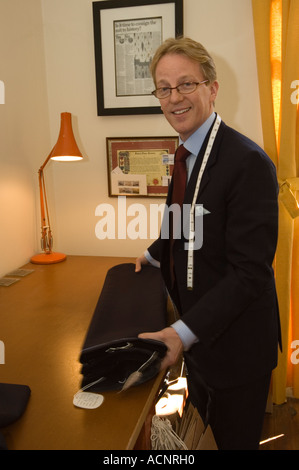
[[175, 145, 190, 163]]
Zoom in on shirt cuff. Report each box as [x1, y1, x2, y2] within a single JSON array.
[[171, 320, 199, 351], [144, 249, 160, 268]]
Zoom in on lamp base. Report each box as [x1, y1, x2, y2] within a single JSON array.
[[30, 252, 67, 265]]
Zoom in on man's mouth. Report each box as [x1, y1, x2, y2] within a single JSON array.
[[173, 107, 191, 115]]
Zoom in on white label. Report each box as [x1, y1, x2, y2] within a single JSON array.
[[73, 392, 104, 409]]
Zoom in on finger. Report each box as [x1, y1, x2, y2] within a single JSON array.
[[138, 332, 160, 341], [135, 254, 150, 272], [135, 256, 146, 272], [139, 333, 169, 371], [135, 259, 142, 272]]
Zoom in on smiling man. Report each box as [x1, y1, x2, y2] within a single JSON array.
[[154, 53, 218, 141], [135, 37, 281, 450]]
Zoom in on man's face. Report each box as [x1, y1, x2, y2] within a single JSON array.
[[155, 53, 219, 141]]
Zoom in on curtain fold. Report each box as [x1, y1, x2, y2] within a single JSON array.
[[252, 0, 299, 404]]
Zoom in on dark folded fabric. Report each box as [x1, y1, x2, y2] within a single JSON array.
[[79, 263, 168, 391], [0, 383, 31, 428]]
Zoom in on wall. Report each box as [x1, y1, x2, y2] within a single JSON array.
[[0, 0, 50, 277], [0, 0, 263, 271]]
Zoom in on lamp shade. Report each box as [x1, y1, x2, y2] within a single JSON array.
[[50, 112, 83, 161]]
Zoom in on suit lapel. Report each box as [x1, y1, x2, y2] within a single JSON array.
[[160, 119, 226, 290], [184, 120, 226, 204]]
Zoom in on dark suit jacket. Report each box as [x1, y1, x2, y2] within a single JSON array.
[[148, 118, 281, 389]]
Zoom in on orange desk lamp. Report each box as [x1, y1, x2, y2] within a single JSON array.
[[31, 112, 83, 265]]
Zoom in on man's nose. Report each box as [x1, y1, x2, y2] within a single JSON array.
[[168, 88, 184, 103]]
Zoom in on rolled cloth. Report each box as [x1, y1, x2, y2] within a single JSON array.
[[79, 263, 168, 392]]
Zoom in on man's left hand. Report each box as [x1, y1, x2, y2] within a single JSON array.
[[138, 327, 183, 370]]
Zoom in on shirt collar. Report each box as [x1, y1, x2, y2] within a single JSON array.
[[179, 112, 216, 156]]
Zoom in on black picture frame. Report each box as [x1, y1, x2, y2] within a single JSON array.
[[92, 0, 183, 116]]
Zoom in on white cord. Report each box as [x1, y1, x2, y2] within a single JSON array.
[[151, 415, 188, 450], [74, 376, 105, 397]]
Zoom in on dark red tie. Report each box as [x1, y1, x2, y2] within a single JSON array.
[[169, 145, 190, 285], [171, 145, 190, 207]]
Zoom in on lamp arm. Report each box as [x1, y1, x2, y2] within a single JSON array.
[[38, 149, 54, 254], [40, 148, 54, 172]]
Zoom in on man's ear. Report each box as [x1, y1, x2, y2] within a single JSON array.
[[210, 80, 219, 103]]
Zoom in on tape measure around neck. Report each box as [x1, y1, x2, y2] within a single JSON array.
[[187, 114, 222, 290]]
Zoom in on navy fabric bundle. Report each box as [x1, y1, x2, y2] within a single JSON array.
[[79, 263, 168, 392]]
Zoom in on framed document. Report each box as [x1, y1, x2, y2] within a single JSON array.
[[106, 136, 179, 197], [92, 0, 183, 115]]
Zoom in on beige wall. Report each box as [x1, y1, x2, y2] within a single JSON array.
[[0, 0, 263, 275]]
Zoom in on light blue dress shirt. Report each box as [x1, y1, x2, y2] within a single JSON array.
[[145, 112, 216, 351]]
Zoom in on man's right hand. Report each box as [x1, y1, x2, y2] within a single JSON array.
[[135, 254, 149, 272]]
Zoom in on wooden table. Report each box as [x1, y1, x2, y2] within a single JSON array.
[[0, 256, 165, 450]]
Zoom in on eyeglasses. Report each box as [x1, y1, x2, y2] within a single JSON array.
[[151, 80, 209, 99]]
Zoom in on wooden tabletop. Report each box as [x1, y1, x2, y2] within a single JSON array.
[[0, 255, 165, 450]]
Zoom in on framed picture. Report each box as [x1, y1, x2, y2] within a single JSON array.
[[92, 0, 183, 116], [106, 136, 179, 197]]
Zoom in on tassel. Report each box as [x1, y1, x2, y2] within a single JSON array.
[[121, 351, 159, 392], [151, 415, 188, 450], [121, 370, 143, 392]]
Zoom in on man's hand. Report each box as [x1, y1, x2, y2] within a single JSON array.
[[138, 327, 183, 370], [135, 254, 149, 272]]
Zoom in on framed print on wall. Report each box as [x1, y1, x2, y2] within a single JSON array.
[[92, 0, 183, 116], [106, 136, 179, 197]]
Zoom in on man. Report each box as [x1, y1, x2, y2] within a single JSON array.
[[135, 37, 281, 450]]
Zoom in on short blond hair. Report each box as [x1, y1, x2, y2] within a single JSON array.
[[150, 37, 217, 86]]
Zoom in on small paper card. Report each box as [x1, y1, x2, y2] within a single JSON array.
[[73, 392, 104, 410]]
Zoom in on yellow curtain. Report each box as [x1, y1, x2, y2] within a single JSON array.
[[252, 0, 299, 404]]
